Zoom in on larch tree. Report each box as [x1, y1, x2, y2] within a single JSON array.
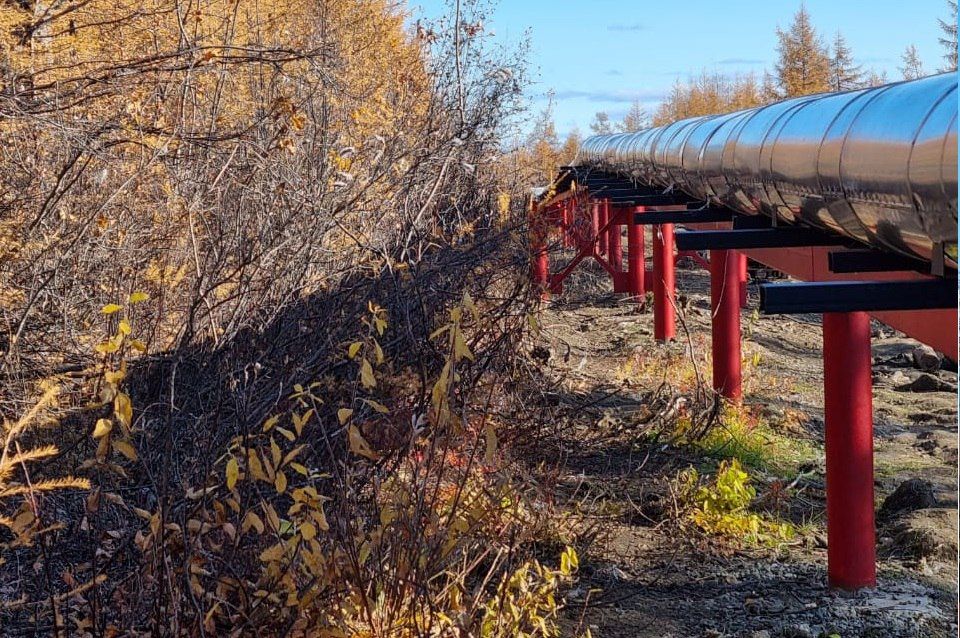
[[829, 31, 864, 91], [774, 4, 831, 96], [864, 68, 890, 86], [900, 44, 926, 79], [618, 100, 649, 132], [559, 129, 582, 165], [938, 0, 958, 71], [589, 111, 614, 135]]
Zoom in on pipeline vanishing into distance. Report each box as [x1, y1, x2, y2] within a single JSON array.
[[577, 72, 958, 267]]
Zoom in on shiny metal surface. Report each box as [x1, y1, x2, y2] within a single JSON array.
[[576, 73, 958, 264]]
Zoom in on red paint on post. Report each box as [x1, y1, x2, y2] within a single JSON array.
[[608, 201, 622, 273], [823, 311, 876, 590], [598, 201, 609, 257], [627, 207, 646, 299], [738, 251, 748, 308], [653, 224, 676, 341], [710, 249, 742, 400]]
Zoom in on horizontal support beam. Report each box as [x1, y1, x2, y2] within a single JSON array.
[[828, 249, 932, 275], [760, 279, 957, 314], [675, 227, 851, 251], [732, 214, 773, 229], [634, 208, 734, 225]]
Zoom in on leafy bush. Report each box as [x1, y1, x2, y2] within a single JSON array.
[[678, 459, 795, 546]]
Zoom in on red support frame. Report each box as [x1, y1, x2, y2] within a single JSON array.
[[653, 223, 676, 341], [710, 249, 742, 400], [823, 311, 876, 589], [607, 199, 623, 274]]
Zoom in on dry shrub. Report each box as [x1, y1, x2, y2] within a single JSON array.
[[0, 0, 577, 635]]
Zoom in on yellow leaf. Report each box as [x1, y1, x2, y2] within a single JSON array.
[[114, 440, 138, 461], [101, 304, 123, 315], [348, 342, 363, 359], [270, 437, 282, 468], [300, 522, 317, 541], [360, 358, 376, 389], [337, 408, 353, 425], [93, 418, 113, 438], [95, 340, 120, 354], [312, 508, 330, 531], [118, 319, 131, 335], [454, 331, 474, 362], [114, 392, 133, 429], [348, 425, 379, 460], [362, 399, 389, 414], [263, 415, 280, 432], [104, 368, 125, 384], [260, 543, 284, 563], [129, 291, 150, 304], [242, 511, 265, 534], [247, 449, 267, 481], [226, 458, 239, 490], [373, 341, 384, 365], [290, 462, 309, 476], [275, 471, 288, 494], [129, 339, 147, 352]]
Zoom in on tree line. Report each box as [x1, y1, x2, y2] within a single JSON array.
[[528, 0, 959, 168]]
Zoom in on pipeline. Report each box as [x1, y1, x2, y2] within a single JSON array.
[[577, 73, 958, 267]]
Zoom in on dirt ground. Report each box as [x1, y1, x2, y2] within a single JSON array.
[[532, 257, 959, 638]]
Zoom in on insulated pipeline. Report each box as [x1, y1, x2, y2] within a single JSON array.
[[577, 73, 958, 266]]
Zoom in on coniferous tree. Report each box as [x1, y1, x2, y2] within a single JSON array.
[[899, 44, 926, 79], [829, 31, 864, 90], [938, 0, 958, 71], [774, 4, 831, 96], [559, 129, 582, 164], [618, 100, 649, 132], [864, 68, 889, 87], [589, 111, 614, 135]]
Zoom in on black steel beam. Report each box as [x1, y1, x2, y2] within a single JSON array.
[[732, 214, 773, 229], [828, 249, 931, 275], [633, 208, 734, 225], [759, 279, 957, 314], [675, 227, 851, 251]]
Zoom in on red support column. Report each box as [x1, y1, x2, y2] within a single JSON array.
[[530, 209, 549, 296], [597, 200, 608, 257], [608, 200, 622, 273], [590, 201, 600, 251], [653, 224, 676, 341], [561, 201, 571, 248], [738, 251, 748, 308], [710, 249, 742, 400], [823, 311, 876, 590], [627, 207, 646, 300]]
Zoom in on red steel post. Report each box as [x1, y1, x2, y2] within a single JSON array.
[[608, 200, 623, 272], [530, 210, 549, 294], [627, 207, 646, 299], [562, 200, 572, 248], [710, 249, 742, 400], [822, 311, 876, 590], [590, 201, 600, 251], [653, 223, 676, 341], [597, 200, 608, 257], [738, 251, 748, 308]]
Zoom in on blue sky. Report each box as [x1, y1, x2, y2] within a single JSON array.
[[409, 0, 953, 138]]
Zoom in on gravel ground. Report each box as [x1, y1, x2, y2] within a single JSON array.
[[533, 257, 958, 638]]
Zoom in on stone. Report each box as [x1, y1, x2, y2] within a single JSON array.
[[910, 344, 942, 372], [889, 508, 959, 560], [878, 478, 938, 521], [895, 372, 957, 393]]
